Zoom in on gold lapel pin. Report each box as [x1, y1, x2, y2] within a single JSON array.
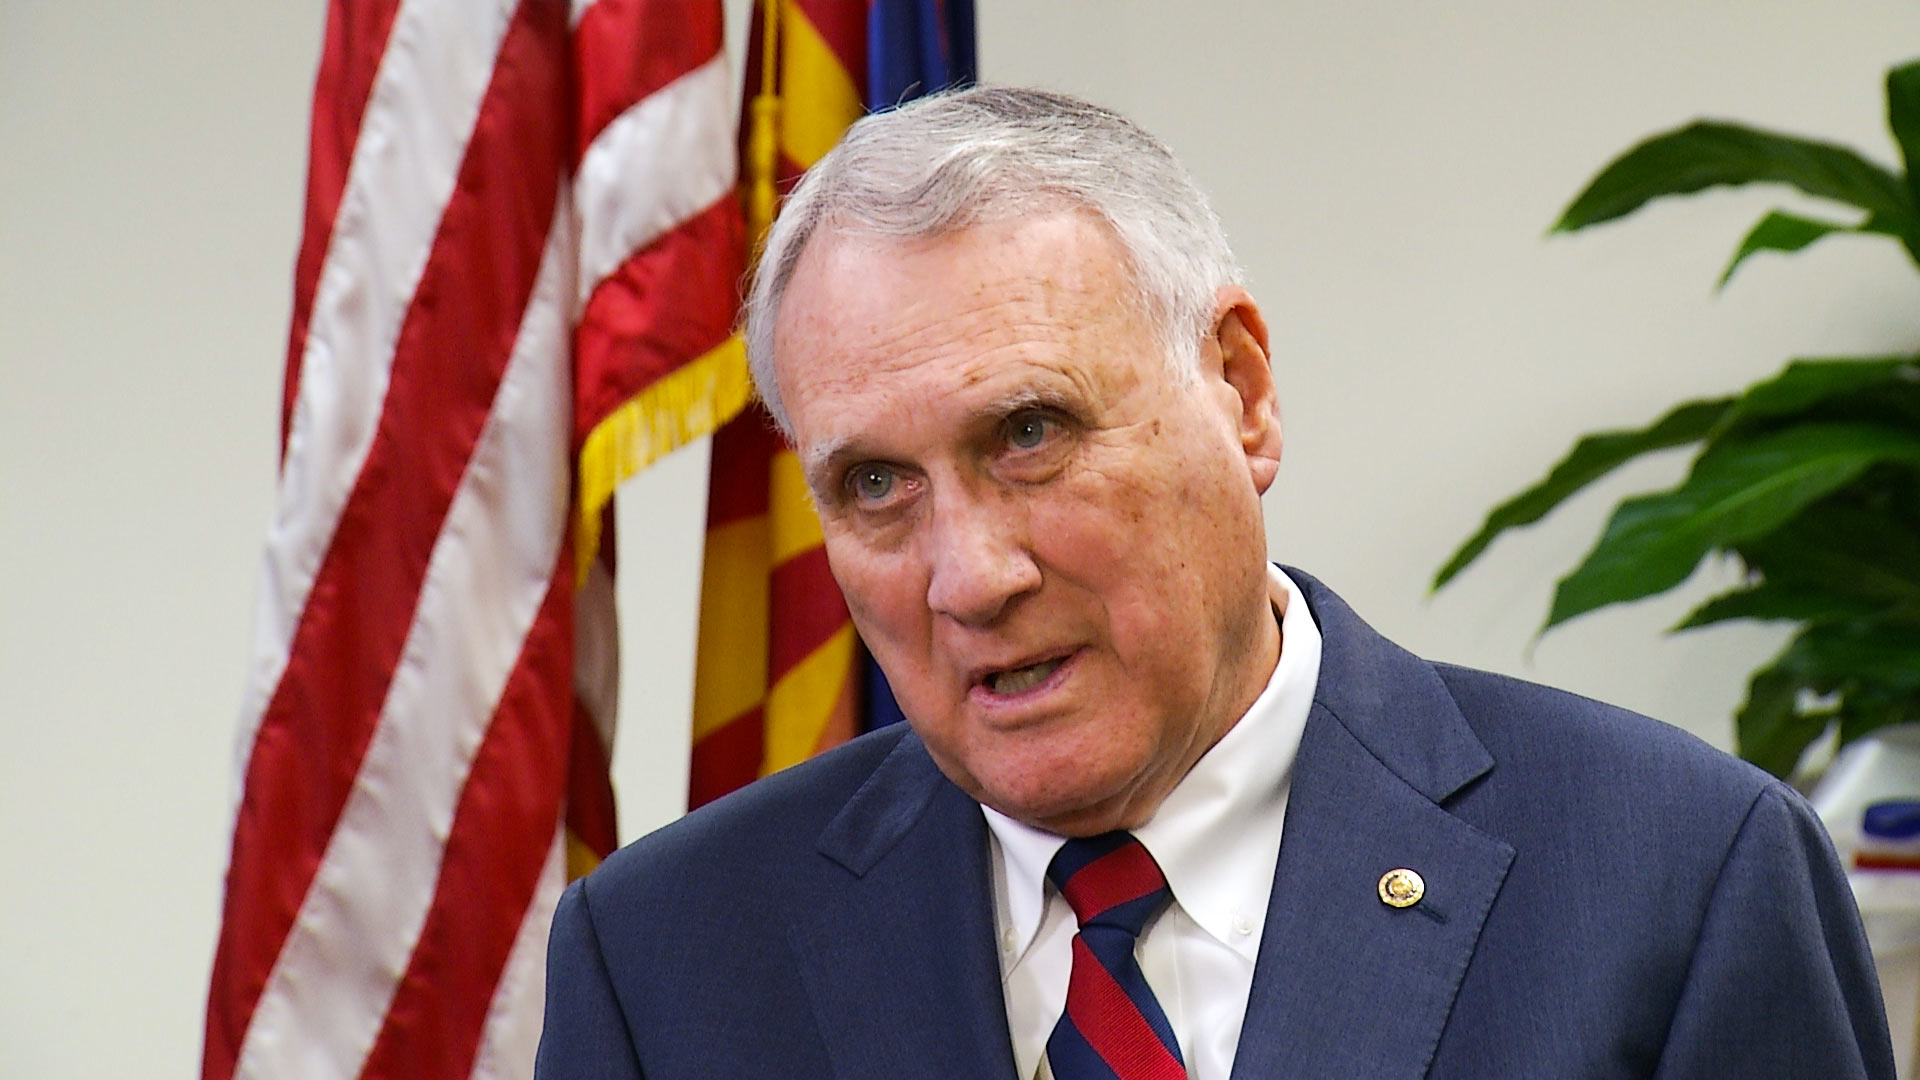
[[1378, 867, 1425, 908]]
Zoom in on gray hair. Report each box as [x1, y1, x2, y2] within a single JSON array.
[[743, 85, 1244, 434]]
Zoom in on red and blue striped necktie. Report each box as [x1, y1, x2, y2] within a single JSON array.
[[1045, 832, 1188, 1080]]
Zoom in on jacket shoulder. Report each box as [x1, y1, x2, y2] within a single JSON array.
[[587, 723, 913, 902], [555, 726, 921, 1076], [1430, 660, 1776, 818]]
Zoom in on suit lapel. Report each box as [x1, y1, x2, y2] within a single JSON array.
[[781, 572, 1510, 1080], [1230, 573, 1516, 1080], [788, 731, 1020, 1079]]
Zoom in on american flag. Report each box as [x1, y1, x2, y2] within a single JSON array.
[[203, 1, 745, 1076]]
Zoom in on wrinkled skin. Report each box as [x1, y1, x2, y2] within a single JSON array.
[[774, 210, 1283, 837]]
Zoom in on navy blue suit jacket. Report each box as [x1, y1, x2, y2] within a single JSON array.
[[535, 570, 1895, 1078]]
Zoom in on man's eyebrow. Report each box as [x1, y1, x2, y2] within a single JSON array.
[[800, 437, 861, 495], [797, 382, 1082, 489], [984, 384, 1075, 416]]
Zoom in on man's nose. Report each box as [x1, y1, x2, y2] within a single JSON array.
[[923, 486, 1040, 626]]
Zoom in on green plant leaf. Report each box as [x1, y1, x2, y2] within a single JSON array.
[[1674, 583, 1890, 630], [1554, 121, 1913, 233], [1789, 619, 1920, 694], [1886, 61, 1920, 208], [1735, 619, 1920, 776], [1839, 687, 1920, 747], [1739, 501, 1920, 608], [1546, 424, 1920, 627], [1431, 398, 1731, 589], [1718, 356, 1919, 430], [1433, 358, 1919, 594], [1717, 211, 1902, 287], [1736, 663, 1827, 778]]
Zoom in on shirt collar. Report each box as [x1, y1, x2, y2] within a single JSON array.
[[983, 565, 1322, 968]]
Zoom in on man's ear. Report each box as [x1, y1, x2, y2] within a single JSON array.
[[1210, 286, 1282, 495]]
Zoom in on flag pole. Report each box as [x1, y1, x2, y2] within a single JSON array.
[[746, 0, 782, 254]]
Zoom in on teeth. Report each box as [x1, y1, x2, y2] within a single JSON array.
[[988, 658, 1062, 695]]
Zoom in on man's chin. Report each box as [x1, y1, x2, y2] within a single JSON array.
[[912, 725, 1166, 833], [972, 773, 1160, 838]]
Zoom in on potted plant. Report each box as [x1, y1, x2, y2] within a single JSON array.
[[1434, 61, 1920, 779]]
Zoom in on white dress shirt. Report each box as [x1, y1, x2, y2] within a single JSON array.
[[983, 565, 1322, 1080]]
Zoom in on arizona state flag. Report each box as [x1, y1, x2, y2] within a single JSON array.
[[689, 0, 976, 808]]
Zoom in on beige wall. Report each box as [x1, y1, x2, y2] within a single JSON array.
[[7, 1, 1920, 1074]]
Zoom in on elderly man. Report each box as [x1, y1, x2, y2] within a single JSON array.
[[536, 87, 1894, 1079]]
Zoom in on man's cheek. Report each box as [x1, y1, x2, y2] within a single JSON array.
[[827, 540, 910, 612], [1032, 476, 1161, 567], [839, 572, 931, 669]]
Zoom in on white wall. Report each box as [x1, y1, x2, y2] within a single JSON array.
[[6, 1, 1920, 1075]]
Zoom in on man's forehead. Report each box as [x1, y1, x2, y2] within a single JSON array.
[[794, 353, 1096, 481], [781, 212, 1130, 325], [769, 211, 1169, 495], [775, 214, 1137, 379]]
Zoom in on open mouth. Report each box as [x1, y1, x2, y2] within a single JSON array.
[[982, 655, 1068, 696]]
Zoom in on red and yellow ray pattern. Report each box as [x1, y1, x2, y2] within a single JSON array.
[[689, 0, 871, 808]]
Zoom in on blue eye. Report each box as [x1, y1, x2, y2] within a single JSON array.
[[1008, 413, 1050, 450], [852, 465, 894, 501]]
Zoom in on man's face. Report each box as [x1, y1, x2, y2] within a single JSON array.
[[774, 210, 1283, 836]]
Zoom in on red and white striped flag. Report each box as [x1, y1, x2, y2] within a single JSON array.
[[203, 2, 746, 1077]]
